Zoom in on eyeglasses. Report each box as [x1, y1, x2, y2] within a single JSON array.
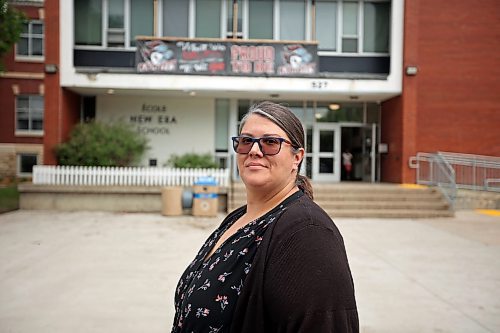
[[231, 136, 293, 156]]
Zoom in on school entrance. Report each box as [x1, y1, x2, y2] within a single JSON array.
[[231, 100, 381, 183], [305, 123, 377, 183]]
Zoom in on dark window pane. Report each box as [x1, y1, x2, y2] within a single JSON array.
[[17, 38, 29, 55], [319, 157, 334, 173], [319, 130, 334, 152], [75, 0, 102, 45], [32, 23, 43, 34], [20, 154, 38, 173], [32, 38, 43, 55]]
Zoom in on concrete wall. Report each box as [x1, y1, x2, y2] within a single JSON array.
[[18, 184, 227, 213], [455, 189, 500, 210]]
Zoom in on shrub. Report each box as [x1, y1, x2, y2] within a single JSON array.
[[55, 122, 148, 166], [167, 153, 218, 169]]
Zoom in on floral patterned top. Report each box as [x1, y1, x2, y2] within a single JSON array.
[[171, 191, 303, 333]]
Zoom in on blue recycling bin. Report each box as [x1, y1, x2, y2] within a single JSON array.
[[192, 177, 218, 217]]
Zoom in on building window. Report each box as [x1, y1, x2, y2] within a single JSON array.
[[16, 95, 44, 134], [249, 0, 274, 39], [363, 1, 390, 53], [162, 0, 189, 37], [131, 0, 153, 46], [279, 0, 306, 40], [75, 0, 102, 46], [16, 20, 44, 58], [195, 0, 222, 38], [315, 0, 337, 50], [74, 0, 154, 48], [17, 154, 38, 176], [342, 1, 358, 53], [315, 0, 390, 54]]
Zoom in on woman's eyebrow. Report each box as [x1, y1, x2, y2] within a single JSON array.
[[240, 132, 282, 137]]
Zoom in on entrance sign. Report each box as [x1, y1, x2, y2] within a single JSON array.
[[136, 37, 318, 77]]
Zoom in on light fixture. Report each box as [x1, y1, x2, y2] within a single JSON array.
[[107, 89, 115, 94], [328, 103, 340, 111], [315, 113, 323, 119], [44, 64, 58, 74], [405, 66, 418, 76], [189, 91, 196, 96]]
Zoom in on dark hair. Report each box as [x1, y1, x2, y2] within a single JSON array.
[[239, 101, 313, 200]]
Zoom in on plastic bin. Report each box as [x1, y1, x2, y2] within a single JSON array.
[[192, 177, 218, 217], [161, 186, 183, 216]]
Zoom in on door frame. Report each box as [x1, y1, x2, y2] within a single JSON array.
[[312, 123, 341, 182]]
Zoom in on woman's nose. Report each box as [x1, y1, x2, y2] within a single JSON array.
[[248, 141, 263, 156]]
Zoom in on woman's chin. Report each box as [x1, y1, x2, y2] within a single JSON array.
[[241, 173, 270, 188]]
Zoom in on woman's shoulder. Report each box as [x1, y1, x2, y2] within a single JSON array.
[[272, 194, 341, 240]]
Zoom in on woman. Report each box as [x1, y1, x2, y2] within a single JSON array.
[[172, 101, 358, 332]]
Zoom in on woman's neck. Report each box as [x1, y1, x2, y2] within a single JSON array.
[[244, 181, 298, 220]]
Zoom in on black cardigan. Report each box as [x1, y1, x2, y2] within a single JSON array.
[[229, 193, 359, 332]]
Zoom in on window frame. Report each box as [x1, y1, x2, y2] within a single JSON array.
[[17, 153, 39, 177], [15, 95, 44, 137], [72, 0, 390, 56], [15, 20, 45, 62], [316, 0, 390, 56]]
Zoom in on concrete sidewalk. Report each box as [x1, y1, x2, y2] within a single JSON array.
[[0, 210, 499, 333]]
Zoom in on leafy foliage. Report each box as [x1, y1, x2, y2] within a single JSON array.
[[55, 122, 149, 166], [0, 0, 26, 71], [167, 153, 218, 169]]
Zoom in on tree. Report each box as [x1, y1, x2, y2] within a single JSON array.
[[0, 0, 26, 71], [55, 122, 149, 167]]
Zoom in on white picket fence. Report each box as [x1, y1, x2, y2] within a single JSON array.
[[32, 165, 230, 187]]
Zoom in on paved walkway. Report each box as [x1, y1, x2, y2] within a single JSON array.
[[0, 210, 499, 333]]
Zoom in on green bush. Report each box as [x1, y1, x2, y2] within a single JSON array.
[[55, 122, 148, 166], [166, 153, 218, 169]]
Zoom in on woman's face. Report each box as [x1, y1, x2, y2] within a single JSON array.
[[237, 114, 304, 191]]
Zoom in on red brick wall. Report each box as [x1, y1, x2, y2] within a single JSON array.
[[380, 96, 403, 183], [0, 79, 44, 144], [415, 0, 500, 157], [381, 0, 500, 183], [43, 0, 80, 165], [2, 5, 44, 73], [0, 4, 44, 146]]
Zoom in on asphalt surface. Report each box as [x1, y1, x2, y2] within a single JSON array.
[[0, 209, 499, 333]]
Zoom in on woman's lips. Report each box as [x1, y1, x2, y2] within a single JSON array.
[[246, 162, 267, 169]]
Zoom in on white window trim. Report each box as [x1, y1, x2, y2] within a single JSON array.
[[15, 95, 44, 137], [73, 0, 390, 56], [15, 20, 45, 61]]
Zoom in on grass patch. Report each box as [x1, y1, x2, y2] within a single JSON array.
[[0, 186, 19, 213]]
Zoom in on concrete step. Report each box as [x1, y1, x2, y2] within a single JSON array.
[[317, 201, 449, 210], [324, 208, 454, 218], [228, 182, 453, 218]]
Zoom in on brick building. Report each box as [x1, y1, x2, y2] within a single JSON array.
[[1, 0, 498, 183], [0, 0, 45, 178]]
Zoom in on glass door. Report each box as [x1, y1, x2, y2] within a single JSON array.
[[312, 123, 341, 182]]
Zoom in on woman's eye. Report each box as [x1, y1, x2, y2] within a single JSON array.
[[241, 137, 254, 145], [263, 138, 279, 145]]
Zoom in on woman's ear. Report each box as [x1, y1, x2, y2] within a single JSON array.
[[292, 148, 305, 170]]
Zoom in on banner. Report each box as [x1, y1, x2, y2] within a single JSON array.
[[136, 39, 318, 77]]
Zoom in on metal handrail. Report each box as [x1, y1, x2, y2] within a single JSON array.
[[411, 152, 500, 207]]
